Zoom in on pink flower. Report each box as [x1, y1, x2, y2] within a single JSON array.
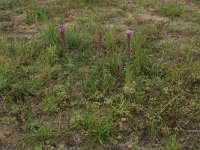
[[127, 30, 133, 36], [59, 25, 65, 33]]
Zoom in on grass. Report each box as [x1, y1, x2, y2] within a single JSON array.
[[163, 135, 180, 150], [157, 2, 186, 19], [44, 88, 67, 113], [0, 0, 200, 149], [25, 126, 56, 144], [71, 108, 115, 144], [24, 1, 49, 24], [66, 27, 89, 52], [0, 0, 21, 10]]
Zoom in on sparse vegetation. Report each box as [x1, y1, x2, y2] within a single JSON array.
[[0, 0, 200, 150], [25, 126, 56, 144], [163, 135, 181, 150], [157, 2, 186, 19]]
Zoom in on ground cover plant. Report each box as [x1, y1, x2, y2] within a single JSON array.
[[0, 0, 200, 149]]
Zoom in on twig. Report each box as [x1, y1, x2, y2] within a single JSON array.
[[159, 93, 181, 116]]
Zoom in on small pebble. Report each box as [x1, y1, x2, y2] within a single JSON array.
[[117, 135, 122, 139], [58, 144, 65, 149], [128, 144, 133, 149], [118, 121, 123, 129], [121, 118, 126, 122]]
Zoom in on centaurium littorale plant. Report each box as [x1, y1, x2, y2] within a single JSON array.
[[59, 25, 68, 52], [97, 31, 103, 57], [126, 30, 134, 56]]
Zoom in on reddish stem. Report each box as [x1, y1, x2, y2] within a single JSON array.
[[127, 34, 131, 56], [97, 32, 103, 57]]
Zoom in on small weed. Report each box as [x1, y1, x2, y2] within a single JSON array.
[[106, 51, 123, 77], [196, 14, 200, 24], [71, 109, 115, 144], [101, 67, 114, 92], [157, 2, 186, 19], [0, 0, 21, 10], [44, 23, 60, 45], [145, 62, 166, 79], [80, 0, 99, 4], [123, 64, 136, 95], [112, 99, 133, 118], [147, 115, 162, 142], [71, 0, 102, 8], [84, 68, 99, 94], [8, 81, 28, 102], [104, 28, 118, 53], [44, 87, 67, 113], [67, 27, 89, 52], [43, 24, 65, 57], [25, 126, 55, 144], [163, 135, 180, 150], [132, 33, 147, 75], [133, 0, 160, 8], [28, 77, 45, 91], [25, 3, 49, 24], [33, 145, 42, 150]]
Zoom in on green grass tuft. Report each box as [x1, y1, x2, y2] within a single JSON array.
[[71, 109, 115, 144], [25, 126, 56, 144], [157, 2, 186, 19]]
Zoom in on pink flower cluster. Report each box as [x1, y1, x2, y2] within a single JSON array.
[[127, 30, 134, 36], [59, 25, 65, 33], [58, 25, 134, 58]]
